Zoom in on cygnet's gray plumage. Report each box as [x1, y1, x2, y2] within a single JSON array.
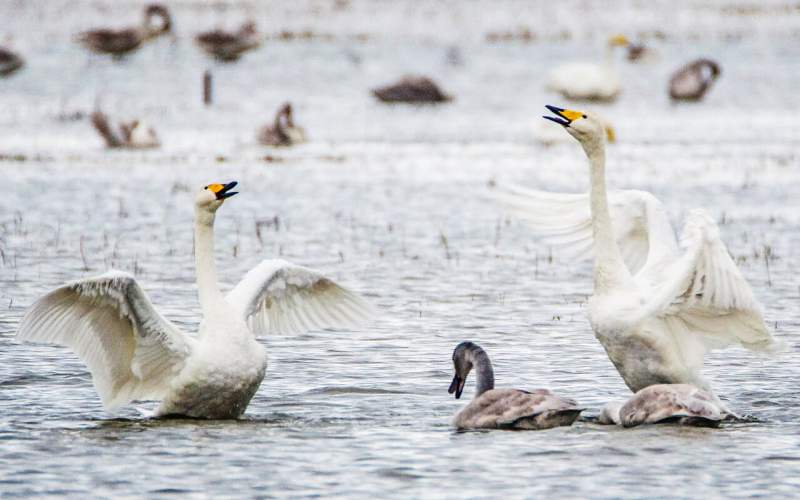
[[669, 59, 720, 101], [448, 341, 582, 430], [599, 384, 729, 428]]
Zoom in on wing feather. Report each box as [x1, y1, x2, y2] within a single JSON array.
[[225, 259, 374, 336], [16, 271, 194, 409], [643, 210, 780, 353]]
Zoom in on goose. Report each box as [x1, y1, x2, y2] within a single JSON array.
[[372, 76, 452, 103], [599, 384, 729, 428], [195, 22, 261, 62], [498, 105, 780, 399], [545, 35, 630, 102], [90, 111, 160, 149], [77, 4, 172, 56], [257, 103, 306, 147], [16, 181, 373, 419], [669, 59, 721, 101], [0, 47, 24, 77], [448, 341, 583, 430]]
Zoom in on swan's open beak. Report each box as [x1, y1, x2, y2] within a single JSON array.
[[543, 105, 582, 127], [209, 181, 239, 200], [449, 374, 465, 399]]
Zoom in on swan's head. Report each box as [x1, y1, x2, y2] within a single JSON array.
[[608, 34, 629, 48], [543, 105, 611, 146], [195, 181, 238, 212], [448, 341, 478, 399]]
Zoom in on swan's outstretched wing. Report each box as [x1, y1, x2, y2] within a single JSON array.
[[225, 259, 373, 336], [496, 184, 678, 275], [644, 210, 779, 352], [16, 271, 194, 410]]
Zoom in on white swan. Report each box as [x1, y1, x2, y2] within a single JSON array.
[[16, 181, 373, 419], [448, 341, 583, 430], [499, 106, 780, 397], [545, 35, 629, 102], [599, 384, 729, 428]]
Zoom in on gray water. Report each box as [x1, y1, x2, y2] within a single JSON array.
[[1, 0, 800, 498]]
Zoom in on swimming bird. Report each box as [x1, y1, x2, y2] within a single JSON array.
[[372, 76, 452, 103], [0, 47, 24, 77], [77, 4, 172, 56], [448, 341, 583, 430], [669, 59, 721, 101], [258, 103, 306, 146], [599, 384, 729, 427], [545, 35, 630, 102], [195, 22, 261, 62], [90, 111, 160, 149], [16, 182, 373, 419], [498, 106, 780, 397]]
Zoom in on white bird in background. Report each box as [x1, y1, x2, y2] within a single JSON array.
[[16, 181, 373, 419], [499, 106, 780, 398], [545, 35, 630, 102]]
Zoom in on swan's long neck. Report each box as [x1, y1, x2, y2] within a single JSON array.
[[582, 138, 632, 293], [469, 347, 495, 397], [194, 207, 223, 309], [604, 43, 616, 67]]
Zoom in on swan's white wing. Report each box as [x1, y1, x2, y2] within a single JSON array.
[[644, 210, 779, 352], [16, 271, 194, 410], [225, 259, 374, 336], [496, 185, 678, 275]]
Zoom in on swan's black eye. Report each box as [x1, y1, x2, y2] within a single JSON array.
[[204, 186, 208, 190], [582, 114, 587, 119]]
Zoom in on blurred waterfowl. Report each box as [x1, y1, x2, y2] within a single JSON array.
[[500, 106, 780, 398], [626, 42, 658, 63], [0, 47, 24, 77], [546, 35, 630, 101], [372, 76, 452, 103], [195, 22, 261, 62], [90, 111, 160, 149], [77, 4, 172, 56], [258, 103, 306, 146], [599, 384, 729, 427], [669, 59, 721, 101], [448, 341, 583, 430], [16, 182, 373, 418]]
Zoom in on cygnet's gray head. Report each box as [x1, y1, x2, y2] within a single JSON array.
[[448, 341, 480, 399]]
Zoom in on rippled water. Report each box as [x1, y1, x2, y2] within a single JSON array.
[[2, 0, 800, 497]]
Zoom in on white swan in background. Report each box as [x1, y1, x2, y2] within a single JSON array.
[[546, 35, 629, 102], [599, 384, 729, 428], [16, 181, 373, 419], [448, 341, 583, 430], [498, 106, 780, 398]]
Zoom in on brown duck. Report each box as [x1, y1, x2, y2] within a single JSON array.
[[77, 4, 172, 56], [257, 103, 306, 147], [0, 47, 24, 77], [195, 22, 261, 62], [91, 111, 160, 149], [669, 59, 721, 101], [372, 76, 452, 103]]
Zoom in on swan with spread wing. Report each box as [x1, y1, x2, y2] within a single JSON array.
[[498, 106, 780, 396], [16, 181, 373, 419]]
